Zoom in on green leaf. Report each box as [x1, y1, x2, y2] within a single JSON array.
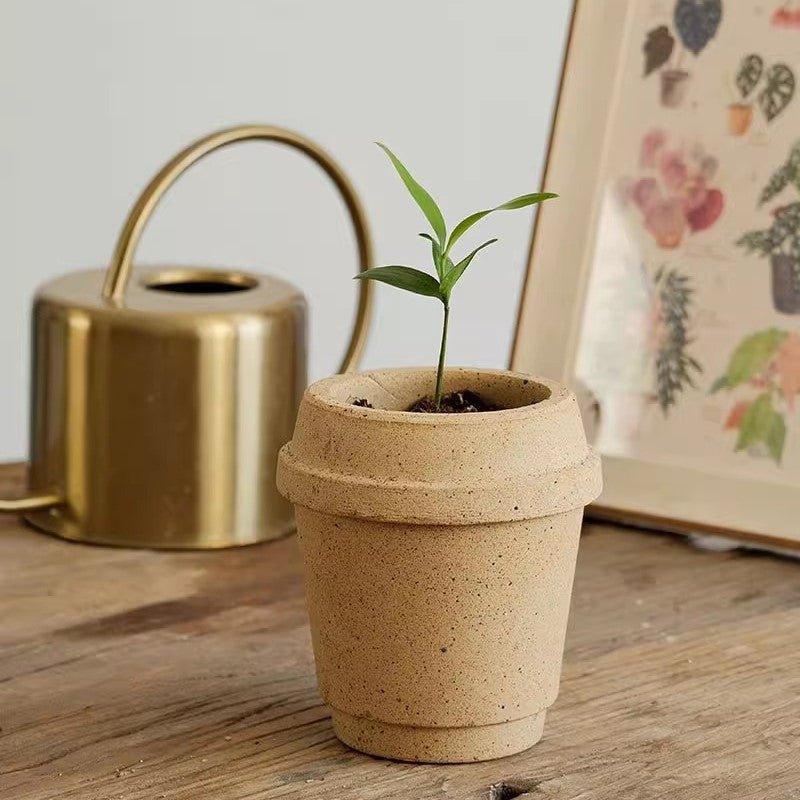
[[439, 239, 498, 299], [708, 375, 729, 394], [736, 230, 774, 257], [736, 54, 763, 99], [760, 164, 791, 206], [767, 412, 787, 463], [735, 393, 771, 451], [722, 329, 789, 389], [735, 393, 785, 463], [447, 192, 557, 253], [354, 266, 441, 298], [377, 143, 446, 246], [419, 233, 447, 280]]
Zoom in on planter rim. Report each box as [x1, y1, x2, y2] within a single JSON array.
[[278, 367, 602, 524], [301, 366, 569, 425]]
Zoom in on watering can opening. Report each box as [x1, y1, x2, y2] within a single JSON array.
[[144, 268, 259, 295]]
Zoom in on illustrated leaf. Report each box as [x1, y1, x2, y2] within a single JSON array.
[[643, 25, 675, 76], [736, 54, 763, 99], [722, 329, 789, 389], [447, 193, 557, 253], [735, 393, 785, 463], [736, 229, 775, 257], [760, 164, 791, 206], [377, 143, 446, 246], [439, 239, 498, 299], [674, 0, 722, 56], [770, 202, 800, 252], [354, 266, 441, 298], [709, 374, 729, 393], [735, 393, 772, 451], [758, 63, 795, 122], [766, 411, 787, 463]]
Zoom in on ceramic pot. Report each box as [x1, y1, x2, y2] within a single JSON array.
[[277, 368, 602, 763], [728, 103, 754, 136], [660, 69, 690, 107], [771, 253, 800, 314]]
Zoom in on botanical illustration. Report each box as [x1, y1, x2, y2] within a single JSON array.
[[736, 141, 800, 314], [574, 0, 800, 493], [648, 266, 702, 414], [618, 128, 724, 248], [728, 54, 795, 135], [712, 329, 800, 462], [772, 2, 800, 28], [643, 0, 723, 107]]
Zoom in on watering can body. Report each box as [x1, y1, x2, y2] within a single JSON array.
[[27, 267, 307, 548], [2, 125, 372, 548]]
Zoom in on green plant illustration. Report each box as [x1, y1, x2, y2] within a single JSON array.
[[711, 328, 800, 463], [355, 143, 556, 408], [650, 266, 702, 414], [736, 54, 763, 99], [759, 63, 796, 121], [737, 141, 800, 292], [758, 140, 800, 206]]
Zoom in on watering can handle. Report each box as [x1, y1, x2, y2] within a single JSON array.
[[102, 124, 374, 373]]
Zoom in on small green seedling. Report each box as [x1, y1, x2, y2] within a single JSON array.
[[356, 143, 557, 409]]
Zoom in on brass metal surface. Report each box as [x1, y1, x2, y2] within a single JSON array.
[[1, 124, 374, 548]]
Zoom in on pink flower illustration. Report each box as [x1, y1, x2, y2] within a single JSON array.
[[645, 198, 686, 248], [659, 150, 688, 191], [687, 188, 724, 231], [632, 177, 662, 213], [641, 129, 667, 167], [620, 129, 724, 248]]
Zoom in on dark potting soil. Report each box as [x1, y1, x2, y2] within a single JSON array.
[[407, 390, 498, 414], [351, 390, 498, 413]]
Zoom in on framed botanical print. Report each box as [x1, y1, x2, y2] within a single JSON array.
[[512, 0, 800, 547]]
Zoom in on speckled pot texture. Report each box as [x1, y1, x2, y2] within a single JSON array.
[[277, 368, 602, 763]]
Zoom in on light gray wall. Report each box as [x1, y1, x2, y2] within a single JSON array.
[[0, 0, 572, 458]]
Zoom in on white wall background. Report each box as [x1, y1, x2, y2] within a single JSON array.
[[0, 0, 572, 458]]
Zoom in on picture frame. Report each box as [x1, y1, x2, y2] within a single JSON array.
[[512, 0, 800, 548]]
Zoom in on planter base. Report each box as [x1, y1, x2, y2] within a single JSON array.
[[331, 708, 546, 763]]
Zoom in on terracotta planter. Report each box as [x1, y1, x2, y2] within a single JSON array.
[[660, 69, 690, 107], [771, 253, 800, 314], [728, 103, 754, 136], [277, 368, 602, 763]]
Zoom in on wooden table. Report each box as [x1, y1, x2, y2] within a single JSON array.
[[1, 463, 799, 800]]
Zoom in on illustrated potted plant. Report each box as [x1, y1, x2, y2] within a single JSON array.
[[643, 0, 722, 108], [728, 54, 795, 136], [712, 328, 800, 463], [277, 145, 602, 763], [737, 141, 800, 314], [729, 54, 762, 135]]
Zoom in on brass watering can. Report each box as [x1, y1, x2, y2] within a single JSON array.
[[0, 125, 373, 548]]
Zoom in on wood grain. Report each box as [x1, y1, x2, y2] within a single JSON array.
[[1, 463, 798, 799]]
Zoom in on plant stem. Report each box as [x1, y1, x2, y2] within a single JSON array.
[[434, 302, 450, 409]]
